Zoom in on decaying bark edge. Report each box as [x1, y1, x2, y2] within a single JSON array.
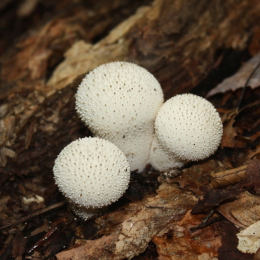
[[56, 183, 197, 260]]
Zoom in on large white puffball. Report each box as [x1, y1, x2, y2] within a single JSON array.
[[75, 62, 164, 172]]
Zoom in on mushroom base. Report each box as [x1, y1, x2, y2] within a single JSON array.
[[70, 202, 108, 220], [149, 136, 184, 171], [103, 125, 155, 172]]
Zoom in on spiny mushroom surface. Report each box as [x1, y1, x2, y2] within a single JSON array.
[[150, 94, 223, 170], [53, 137, 130, 219], [75, 61, 164, 172]]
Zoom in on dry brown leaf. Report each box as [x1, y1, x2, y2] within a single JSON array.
[[153, 211, 221, 260], [210, 165, 247, 189], [221, 110, 246, 148], [244, 159, 260, 194], [17, 0, 39, 17], [218, 191, 260, 229], [249, 26, 260, 55], [207, 53, 260, 97], [56, 183, 197, 260], [210, 159, 260, 190], [1, 18, 86, 85], [175, 159, 221, 195], [192, 188, 240, 215], [248, 146, 260, 160]]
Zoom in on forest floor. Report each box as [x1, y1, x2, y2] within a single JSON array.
[[0, 0, 259, 259]]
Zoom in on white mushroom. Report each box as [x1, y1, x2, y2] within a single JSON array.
[[149, 136, 184, 171], [75, 61, 164, 172], [150, 93, 223, 171], [53, 137, 130, 220]]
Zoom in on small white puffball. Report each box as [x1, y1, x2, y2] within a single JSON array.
[[149, 136, 184, 171], [53, 137, 130, 210], [75, 61, 164, 172], [155, 94, 223, 162]]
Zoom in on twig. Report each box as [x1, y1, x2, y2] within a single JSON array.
[[27, 218, 67, 255], [0, 201, 65, 231], [190, 210, 222, 232]]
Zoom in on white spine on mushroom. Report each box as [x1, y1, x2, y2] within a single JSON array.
[[75, 62, 164, 172], [150, 94, 223, 171], [53, 137, 130, 219]]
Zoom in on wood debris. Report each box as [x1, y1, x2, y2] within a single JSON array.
[[56, 183, 197, 259]]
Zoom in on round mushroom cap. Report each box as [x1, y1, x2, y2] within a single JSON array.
[[155, 94, 223, 161], [53, 137, 130, 208], [75, 61, 163, 136]]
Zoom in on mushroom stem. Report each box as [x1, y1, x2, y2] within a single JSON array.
[[70, 201, 106, 220], [149, 135, 184, 171], [75, 62, 164, 172], [108, 125, 155, 172]]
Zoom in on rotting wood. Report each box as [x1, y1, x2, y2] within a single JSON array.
[[56, 183, 197, 260]]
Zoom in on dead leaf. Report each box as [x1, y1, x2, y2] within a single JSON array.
[[153, 211, 221, 260], [192, 188, 240, 215], [244, 159, 260, 194], [218, 191, 260, 229], [249, 26, 260, 55], [248, 146, 260, 160], [221, 110, 246, 148], [56, 183, 197, 260], [207, 53, 260, 97], [210, 165, 247, 189], [17, 0, 39, 17]]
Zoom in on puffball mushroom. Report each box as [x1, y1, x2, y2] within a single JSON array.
[[75, 61, 164, 172], [149, 136, 184, 171], [53, 137, 130, 220], [150, 93, 223, 171]]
